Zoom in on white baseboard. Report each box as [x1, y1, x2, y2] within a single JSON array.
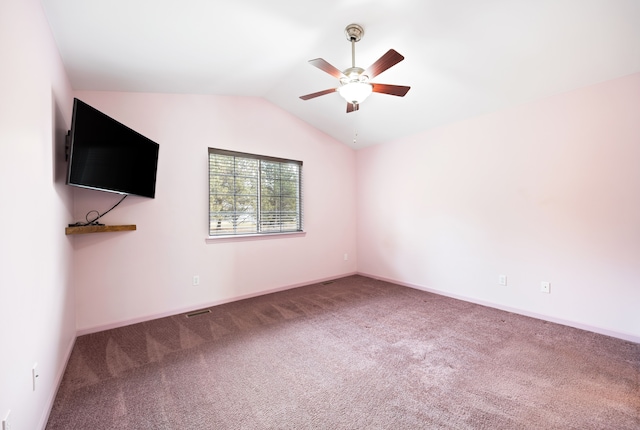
[[358, 271, 640, 345], [76, 272, 358, 336]]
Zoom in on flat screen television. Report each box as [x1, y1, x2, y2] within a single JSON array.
[[66, 98, 159, 198]]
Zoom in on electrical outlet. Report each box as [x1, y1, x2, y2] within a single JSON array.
[[499, 275, 507, 286], [32, 363, 39, 391], [192, 275, 200, 286], [344, 253, 348, 261], [540, 281, 551, 294], [2, 409, 11, 430]]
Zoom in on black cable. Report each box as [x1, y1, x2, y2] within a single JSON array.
[[68, 194, 128, 227]]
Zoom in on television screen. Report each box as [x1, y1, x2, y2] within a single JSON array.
[[66, 98, 159, 198]]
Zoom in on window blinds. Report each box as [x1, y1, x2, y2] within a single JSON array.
[[208, 148, 303, 236]]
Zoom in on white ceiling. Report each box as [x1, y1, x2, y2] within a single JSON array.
[[40, 0, 640, 149]]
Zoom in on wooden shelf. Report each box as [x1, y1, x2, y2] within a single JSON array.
[[65, 225, 136, 235]]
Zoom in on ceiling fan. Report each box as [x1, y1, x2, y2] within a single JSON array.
[[300, 24, 410, 113]]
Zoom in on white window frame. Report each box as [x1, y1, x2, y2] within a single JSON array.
[[208, 148, 303, 238]]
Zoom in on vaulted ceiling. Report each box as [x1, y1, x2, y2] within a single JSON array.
[[40, 0, 640, 149]]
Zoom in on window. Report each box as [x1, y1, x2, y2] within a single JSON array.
[[208, 148, 303, 236]]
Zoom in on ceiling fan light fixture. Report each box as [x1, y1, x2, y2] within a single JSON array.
[[338, 81, 373, 104], [300, 23, 410, 112]]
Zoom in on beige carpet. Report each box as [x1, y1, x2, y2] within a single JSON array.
[[47, 275, 640, 429]]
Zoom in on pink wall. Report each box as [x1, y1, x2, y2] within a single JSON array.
[[357, 72, 640, 342], [71, 91, 358, 333], [0, 0, 75, 428]]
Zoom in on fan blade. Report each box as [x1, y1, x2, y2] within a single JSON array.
[[299, 88, 337, 100], [308, 58, 346, 79], [346, 103, 359, 113], [371, 83, 411, 97], [364, 49, 405, 79]]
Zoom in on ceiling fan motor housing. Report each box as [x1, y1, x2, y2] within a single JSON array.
[[341, 67, 368, 83]]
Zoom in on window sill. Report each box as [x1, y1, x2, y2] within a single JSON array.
[[205, 231, 306, 243]]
